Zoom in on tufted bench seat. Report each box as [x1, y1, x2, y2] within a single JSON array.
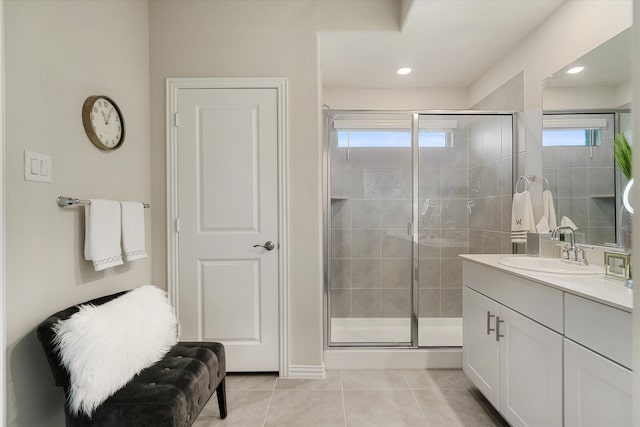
[[37, 291, 227, 427]]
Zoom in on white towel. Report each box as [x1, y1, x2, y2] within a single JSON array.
[[121, 201, 147, 262], [536, 216, 550, 234], [84, 200, 123, 271], [542, 190, 557, 230], [560, 216, 578, 231], [511, 190, 536, 243]]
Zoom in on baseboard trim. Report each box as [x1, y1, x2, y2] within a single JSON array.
[[287, 364, 327, 379], [324, 348, 462, 370]]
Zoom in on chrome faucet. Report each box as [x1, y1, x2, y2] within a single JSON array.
[[550, 226, 587, 265], [550, 226, 575, 246]]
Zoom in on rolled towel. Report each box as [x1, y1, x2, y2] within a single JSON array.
[[84, 199, 123, 271], [511, 190, 536, 243]]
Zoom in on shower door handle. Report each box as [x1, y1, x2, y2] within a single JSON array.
[[253, 241, 275, 251]]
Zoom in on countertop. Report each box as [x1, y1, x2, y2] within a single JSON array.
[[460, 254, 633, 312]]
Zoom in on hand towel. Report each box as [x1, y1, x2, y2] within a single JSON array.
[[560, 216, 578, 231], [121, 201, 148, 262], [542, 190, 557, 230], [511, 190, 536, 243], [84, 199, 123, 271]]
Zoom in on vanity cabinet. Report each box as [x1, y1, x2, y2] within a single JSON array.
[[463, 286, 562, 427], [497, 305, 562, 427], [462, 257, 632, 427], [563, 294, 632, 427], [564, 339, 632, 427], [462, 287, 499, 407]]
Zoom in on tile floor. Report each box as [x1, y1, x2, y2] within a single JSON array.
[[195, 369, 509, 427]]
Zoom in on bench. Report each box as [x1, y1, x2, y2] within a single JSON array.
[[37, 290, 227, 427]]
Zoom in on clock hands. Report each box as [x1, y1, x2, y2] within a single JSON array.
[[99, 107, 115, 126]]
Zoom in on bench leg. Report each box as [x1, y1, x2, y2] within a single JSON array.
[[216, 378, 227, 419]]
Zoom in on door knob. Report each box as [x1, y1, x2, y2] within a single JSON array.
[[253, 241, 275, 251]]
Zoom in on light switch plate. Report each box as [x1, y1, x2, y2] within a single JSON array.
[[24, 150, 52, 183]]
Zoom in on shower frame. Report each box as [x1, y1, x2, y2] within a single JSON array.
[[323, 109, 519, 349]]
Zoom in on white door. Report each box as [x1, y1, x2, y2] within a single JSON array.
[[176, 87, 279, 371], [462, 286, 500, 407], [498, 306, 563, 427], [564, 339, 632, 427]]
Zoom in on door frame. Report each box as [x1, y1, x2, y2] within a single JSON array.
[[0, 0, 6, 422], [166, 77, 289, 376]]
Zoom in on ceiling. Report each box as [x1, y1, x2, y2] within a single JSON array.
[[319, 0, 565, 89]]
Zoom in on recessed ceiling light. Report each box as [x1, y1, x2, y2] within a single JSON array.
[[566, 66, 585, 74], [397, 67, 412, 75]]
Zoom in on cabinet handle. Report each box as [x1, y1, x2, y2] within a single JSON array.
[[486, 311, 495, 335], [496, 316, 505, 341]]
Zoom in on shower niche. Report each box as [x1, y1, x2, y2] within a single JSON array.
[[325, 111, 515, 348]]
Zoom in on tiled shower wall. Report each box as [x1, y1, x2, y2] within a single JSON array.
[[467, 116, 514, 255], [330, 142, 413, 319], [543, 113, 616, 245], [329, 115, 513, 322], [418, 116, 512, 320]]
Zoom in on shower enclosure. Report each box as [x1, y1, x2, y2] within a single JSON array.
[[324, 111, 516, 348]]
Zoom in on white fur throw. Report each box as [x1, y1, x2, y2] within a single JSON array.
[[54, 285, 178, 417]]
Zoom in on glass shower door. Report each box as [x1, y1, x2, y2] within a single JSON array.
[[417, 114, 513, 347], [327, 113, 413, 345], [325, 111, 514, 348]]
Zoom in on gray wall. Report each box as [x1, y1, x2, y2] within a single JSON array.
[[418, 116, 512, 320], [5, 1, 151, 425], [467, 116, 514, 255], [330, 135, 413, 319]]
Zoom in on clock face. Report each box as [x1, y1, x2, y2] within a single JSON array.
[[82, 95, 125, 150]]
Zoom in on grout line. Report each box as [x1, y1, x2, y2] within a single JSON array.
[[261, 381, 277, 427], [340, 371, 348, 427], [340, 387, 414, 391], [403, 370, 431, 427]]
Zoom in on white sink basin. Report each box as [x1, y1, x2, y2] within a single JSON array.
[[498, 256, 603, 275]]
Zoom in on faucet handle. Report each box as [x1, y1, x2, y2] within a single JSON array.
[[576, 247, 587, 264]]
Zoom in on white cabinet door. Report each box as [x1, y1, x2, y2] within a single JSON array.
[[463, 286, 500, 407], [498, 306, 563, 427], [564, 339, 632, 427]]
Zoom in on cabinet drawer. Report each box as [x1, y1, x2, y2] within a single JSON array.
[[565, 293, 632, 369], [463, 261, 563, 333]]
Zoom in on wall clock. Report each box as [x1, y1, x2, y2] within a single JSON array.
[[82, 95, 125, 151]]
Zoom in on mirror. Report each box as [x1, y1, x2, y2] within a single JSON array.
[[542, 28, 632, 247]]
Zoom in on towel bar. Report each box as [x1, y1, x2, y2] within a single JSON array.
[[57, 196, 150, 209]]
